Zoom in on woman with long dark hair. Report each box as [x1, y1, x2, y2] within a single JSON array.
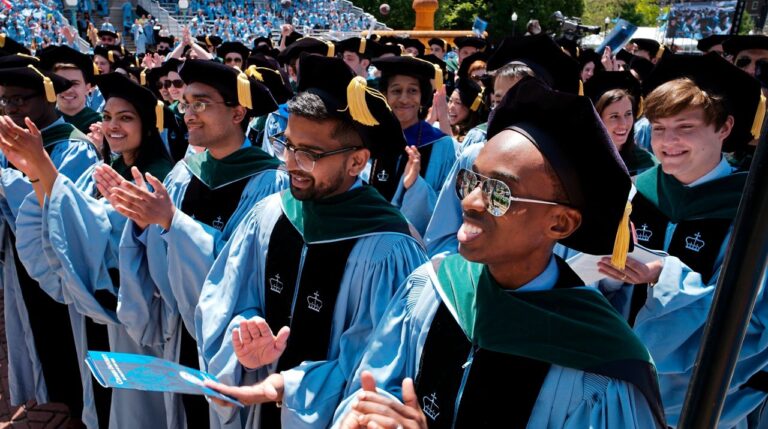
[[6, 72, 174, 429], [587, 71, 657, 177]]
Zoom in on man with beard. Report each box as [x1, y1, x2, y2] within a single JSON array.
[[94, 59, 288, 429], [197, 54, 428, 429], [0, 64, 99, 427]]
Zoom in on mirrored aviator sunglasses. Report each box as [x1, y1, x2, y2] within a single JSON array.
[[455, 168, 560, 216]]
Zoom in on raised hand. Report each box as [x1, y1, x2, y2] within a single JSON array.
[[109, 167, 175, 230], [87, 121, 104, 149], [601, 46, 617, 71], [232, 317, 290, 370], [93, 163, 126, 204], [204, 373, 284, 407], [0, 116, 49, 179], [402, 146, 421, 190]]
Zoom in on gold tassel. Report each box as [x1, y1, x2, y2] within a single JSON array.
[[28, 65, 57, 102], [237, 72, 253, 109], [433, 63, 443, 91], [140, 68, 147, 86], [470, 88, 484, 112], [93, 62, 100, 76], [359, 37, 366, 55], [326, 41, 335, 57], [656, 45, 665, 61], [0, 33, 5, 48], [578, 80, 584, 96], [245, 65, 264, 82], [636, 96, 644, 118], [206, 35, 212, 46], [346, 76, 379, 126], [155, 101, 164, 131], [108, 51, 114, 63], [752, 94, 766, 140], [611, 202, 633, 270], [576, 47, 580, 58]]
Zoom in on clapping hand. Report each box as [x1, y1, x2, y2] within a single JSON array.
[[339, 371, 427, 429], [232, 317, 290, 370]]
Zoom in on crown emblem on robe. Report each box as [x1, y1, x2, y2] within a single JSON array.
[[307, 291, 323, 312], [212, 216, 224, 231], [636, 224, 652, 242], [685, 232, 705, 252], [422, 392, 440, 420], [269, 274, 283, 294], [377, 169, 389, 182]]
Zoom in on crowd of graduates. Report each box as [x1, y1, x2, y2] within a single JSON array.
[[0, 8, 767, 429]]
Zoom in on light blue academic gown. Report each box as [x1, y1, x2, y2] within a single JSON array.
[[423, 142, 483, 258], [391, 122, 456, 236], [332, 260, 660, 428], [195, 190, 428, 428], [455, 122, 487, 156], [599, 161, 768, 428], [117, 150, 288, 429], [0, 118, 99, 409], [15, 166, 170, 429]]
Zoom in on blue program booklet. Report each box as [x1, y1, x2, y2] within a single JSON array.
[[597, 19, 638, 55], [85, 351, 244, 407]]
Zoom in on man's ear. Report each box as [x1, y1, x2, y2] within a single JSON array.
[[717, 115, 734, 142], [546, 206, 582, 241], [347, 148, 370, 176], [231, 105, 247, 125]]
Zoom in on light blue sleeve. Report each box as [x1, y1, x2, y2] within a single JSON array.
[[196, 200, 278, 424], [332, 263, 439, 427], [117, 219, 180, 348], [44, 172, 126, 324], [0, 139, 100, 214], [162, 169, 289, 335], [279, 234, 428, 429], [423, 143, 483, 258], [634, 255, 768, 427], [634, 117, 653, 153], [529, 367, 660, 428], [392, 136, 457, 237], [456, 126, 486, 156]]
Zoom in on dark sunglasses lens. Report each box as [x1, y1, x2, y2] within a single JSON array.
[[172, 79, 184, 88], [736, 57, 752, 68], [157, 81, 166, 89]]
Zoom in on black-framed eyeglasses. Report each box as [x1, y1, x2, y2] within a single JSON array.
[[273, 133, 363, 172], [224, 56, 243, 64], [163, 79, 185, 89], [177, 100, 230, 114], [455, 168, 560, 217]]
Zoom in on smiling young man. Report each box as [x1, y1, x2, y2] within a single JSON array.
[[0, 64, 99, 427], [39, 45, 102, 134], [94, 59, 288, 429], [596, 53, 768, 427], [196, 54, 427, 429], [331, 76, 665, 429]]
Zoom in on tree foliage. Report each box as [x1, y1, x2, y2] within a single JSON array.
[[352, 0, 585, 41], [581, 0, 661, 27]]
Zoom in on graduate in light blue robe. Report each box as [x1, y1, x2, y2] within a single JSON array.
[[14, 73, 177, 429], [0, 66, 99, 424], [104, 60, 287, 429], [333, 76, 665, 429], [595, 61, 768, 428], [197, 54, 429, 429], [371, 56, 457, 236]]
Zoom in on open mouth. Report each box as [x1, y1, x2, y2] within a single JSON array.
[[457, 221, 484, 244]]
